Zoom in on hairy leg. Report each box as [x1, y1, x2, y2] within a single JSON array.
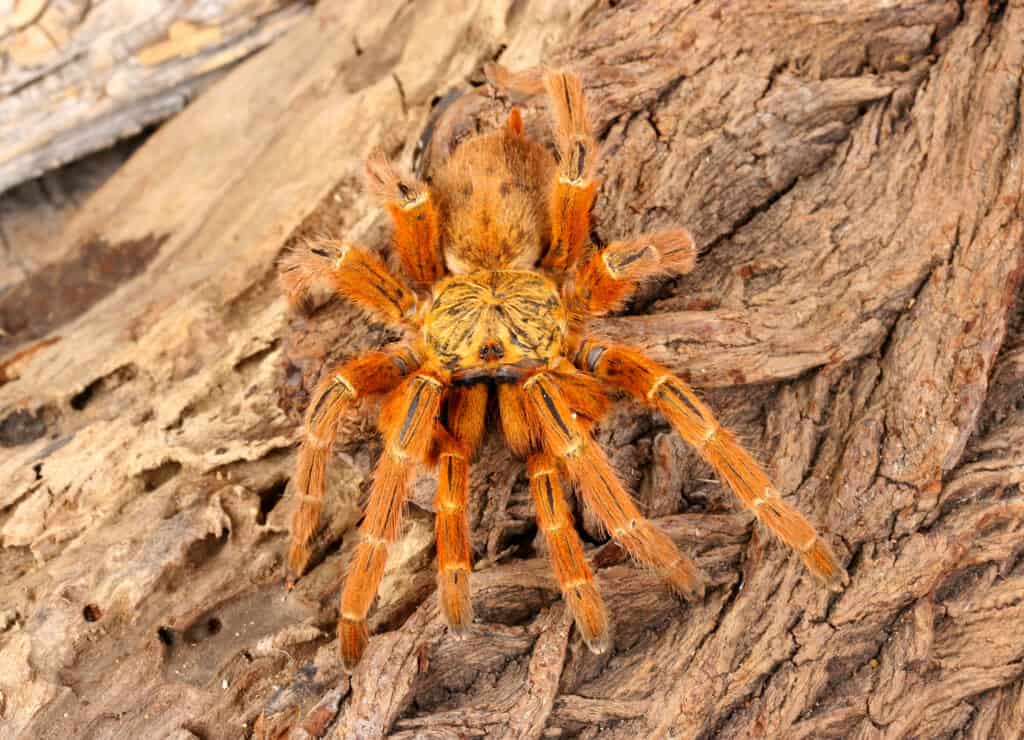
[[528, 453, 610, 652], [567, 229, 697, 315], [338, 371, 445, 670], [446, 384, 488, 459], [497, 382, 541, 458], [288, 346, 420, 576], [434, 428, 474, 631], [542, 69, 599, 272], [433, 385, 490, 631], [365, 149, 444, 284], [279, 239, 417, 328], [523, 371, 706, 599], [575, 340, 848, 589]]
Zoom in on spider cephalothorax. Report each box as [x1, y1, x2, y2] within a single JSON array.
[[424, 270, 566, 381], [280, 66, 848, 671]]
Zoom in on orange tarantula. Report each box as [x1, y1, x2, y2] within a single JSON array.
[[281, 68, 847, 670]]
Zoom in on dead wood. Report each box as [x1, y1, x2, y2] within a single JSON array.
[[0, 0, 311, 194], [1, 1, 1023, 738]]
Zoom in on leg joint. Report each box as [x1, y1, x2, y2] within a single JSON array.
[[699, 424, 719, 450], [333, 372, 356, 398], [564, 577, 591, 590], [558, 174, 590, 187], [577, 343, 607, 373], [305, 430, 330, 449], [522, 372, 549, 390], [646, 374, 671, 401], [399, 189, 428, 211], [416, 374, 444, 389], [751, 488, 779, 509], [326, 241, 351, 271]]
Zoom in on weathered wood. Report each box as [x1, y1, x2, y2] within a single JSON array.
[[0, 0, 311, 194], [1, 1, 1023, 738], [0, 137, 141, 290]]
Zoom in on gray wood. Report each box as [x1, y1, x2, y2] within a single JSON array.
[[0, 0, 310, 193]]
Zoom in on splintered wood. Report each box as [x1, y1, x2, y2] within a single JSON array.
[[0, 1, 1021, 738]]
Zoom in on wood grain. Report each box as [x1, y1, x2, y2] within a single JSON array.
[[0, 0, 311, 193], [0, 1, 1022, 738]]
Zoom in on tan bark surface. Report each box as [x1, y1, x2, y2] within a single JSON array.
[[1, 1, 1023, 738]]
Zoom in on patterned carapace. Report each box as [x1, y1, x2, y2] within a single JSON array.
[[423, 270, 566, 382]]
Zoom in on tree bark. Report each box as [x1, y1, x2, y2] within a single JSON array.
[[1, 1, 1023, 738]]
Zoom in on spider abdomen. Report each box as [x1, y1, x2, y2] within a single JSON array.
[[432, 128, 555, 273], [423, 270, 566, 383]]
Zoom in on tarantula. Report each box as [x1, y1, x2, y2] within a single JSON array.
[[280, 67, 847, 671]]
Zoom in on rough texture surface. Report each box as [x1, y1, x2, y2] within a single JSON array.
[[1, 1, 1023, 738], [0, 0, 311, 193]]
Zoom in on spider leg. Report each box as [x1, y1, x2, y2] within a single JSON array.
[[523, 371, 707, 600], [279, 239, 417, 328], [288, 346, 420, 576], [365, 149, 444, 284], [338, 370, 446, 670], [542, 69, 599, 273], [497, 382, 542, 458], [431, 382, 488, 633], [567, 229, 697, 316], [528, 453, 610, 653], [575, 340, 849, 590], [434, 427, 473, 631], [446, 384, 488, 458]]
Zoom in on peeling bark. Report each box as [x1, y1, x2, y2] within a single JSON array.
[[1, 1, 1023, 738]]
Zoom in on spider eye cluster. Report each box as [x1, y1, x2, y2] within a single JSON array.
[[478, 340, 505, 361]]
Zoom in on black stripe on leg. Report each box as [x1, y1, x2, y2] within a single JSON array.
[[300, 454, 319, 494], [658, 380, 704, 421], [397, 380, 428, 448], [391, 352, 411, 376], [309, 386, 338, 423], [535, 381, 572, 438], [354, 262, 407, 310], [606, 245, 654, 273], [543, 475, 556, 515], [573, 141, 587, 181]]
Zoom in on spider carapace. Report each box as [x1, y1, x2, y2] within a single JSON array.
[[281, 66, 848, 671], [424, 270, 567, 382]]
